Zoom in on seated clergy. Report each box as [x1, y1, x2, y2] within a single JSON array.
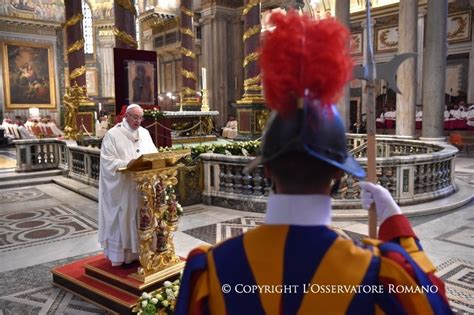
[[467, 105, 474, 128], [95, 115, 109, 138], [376, 107, 387, 124], [416, 108, 423, 121], [222, 115, 238, 139], [449, 104, 460, 120], [385, 107, 396, 120]]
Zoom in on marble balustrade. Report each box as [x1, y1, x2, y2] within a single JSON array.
[[201, 135, 458, 212], [14, 139, 62, 172], [13, 135, 458, 212]]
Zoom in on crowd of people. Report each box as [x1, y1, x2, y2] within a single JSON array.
[[372, 100, 474, 131], [444, 101, 474, 129], [1, 115, 63, 142]]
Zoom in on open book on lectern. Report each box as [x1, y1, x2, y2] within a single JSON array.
[[117, 153, 163, 172], [118, 149, 191, 173]]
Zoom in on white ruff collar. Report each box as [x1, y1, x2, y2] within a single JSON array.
[[265, 193, 332, 226]]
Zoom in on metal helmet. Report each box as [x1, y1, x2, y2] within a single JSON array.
[[245, 97, 365, 179], [244, 10, 365, 179]]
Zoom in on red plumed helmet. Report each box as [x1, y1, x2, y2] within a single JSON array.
[[260, 11, 353, 117]]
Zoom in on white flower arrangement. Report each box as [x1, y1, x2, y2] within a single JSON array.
[[132, 278, 181, 315], [143, 108, 164, 120]]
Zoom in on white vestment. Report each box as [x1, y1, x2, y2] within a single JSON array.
[[98, 120, 157, 265], [48, 122, 63, 136], [222, 120, 238, 139], [467, 110, 474, 127], [416, 111, 423, 122]]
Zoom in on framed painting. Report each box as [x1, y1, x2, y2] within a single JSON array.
[[350, 32, 363, 56], [447, 11, 471, 43], [126, 60, 155, 105], [375, 25, 398, 53], [2, 41, 56, 109]]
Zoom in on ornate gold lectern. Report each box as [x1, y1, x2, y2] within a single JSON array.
[[119, 149, 191, 284]]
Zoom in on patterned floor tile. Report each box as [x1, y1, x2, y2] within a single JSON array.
[[0, 187, 52, 205], [436, 257, 474, 314], [0, 252, 105, 314], [0, 204, 97, 253]]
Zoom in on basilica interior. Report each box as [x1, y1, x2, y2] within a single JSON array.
[[0, 0, 473, 314]]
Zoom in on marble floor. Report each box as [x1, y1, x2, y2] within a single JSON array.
[[0, 156, 473, 314]]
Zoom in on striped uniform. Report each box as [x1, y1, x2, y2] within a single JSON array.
[[176, 215, 452, 315]]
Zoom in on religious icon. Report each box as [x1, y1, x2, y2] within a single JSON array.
[[127, 60, 155, 105], [139, 197, 152, 230]]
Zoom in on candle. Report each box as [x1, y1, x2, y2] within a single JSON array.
[[201, 67, 207, 90], [94, 112, 97, 120], [98, 102, 102, 112]]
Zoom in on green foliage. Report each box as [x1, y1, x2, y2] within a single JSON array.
[[158, 140, 261, 161], [189, 140, 261, 159]]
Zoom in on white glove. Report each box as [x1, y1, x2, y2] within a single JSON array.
[[359, 181, 401, 224]]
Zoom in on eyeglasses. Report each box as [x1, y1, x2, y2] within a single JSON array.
[[128, 114, 144, 121]]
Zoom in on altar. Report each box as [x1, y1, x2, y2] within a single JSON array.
[[144, 111, 219, 147]]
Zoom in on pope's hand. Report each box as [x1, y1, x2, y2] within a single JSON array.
[[359, 181, 401, 223]]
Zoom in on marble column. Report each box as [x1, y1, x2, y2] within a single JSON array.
[[396, 0, 417, 138], [335, 0, 350, 131], [114, 0, 137, 49], [467, 20, 474, 104], [180, 0, 200, 107], [416, 8, 426, 106], [97, 27, 115, 98], [421, 0, 447, 140], [201, 5, 242, 127], [64, 0, 86, 88]]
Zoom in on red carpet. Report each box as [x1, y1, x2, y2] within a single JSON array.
[[52, 254, 139, 314], [52, 253, 184, 314]]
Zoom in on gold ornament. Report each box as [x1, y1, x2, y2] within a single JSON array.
[[243, 24, 261, 41], [243, 52, 259, 68], [113, 27, 138, 48], [63, 13, 83, 28], [243, 0, 259, 16], [180, 5, 193, 17], [180, 47, 197, 59], [67, 39, 84, 55], [181, 69, 197, 81], [180, 27, 195, 38], [69, 65, 86, 80], [116, 0, 137, 16]]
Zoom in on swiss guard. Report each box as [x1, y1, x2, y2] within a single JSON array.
[[175, 11, 452, 315]]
